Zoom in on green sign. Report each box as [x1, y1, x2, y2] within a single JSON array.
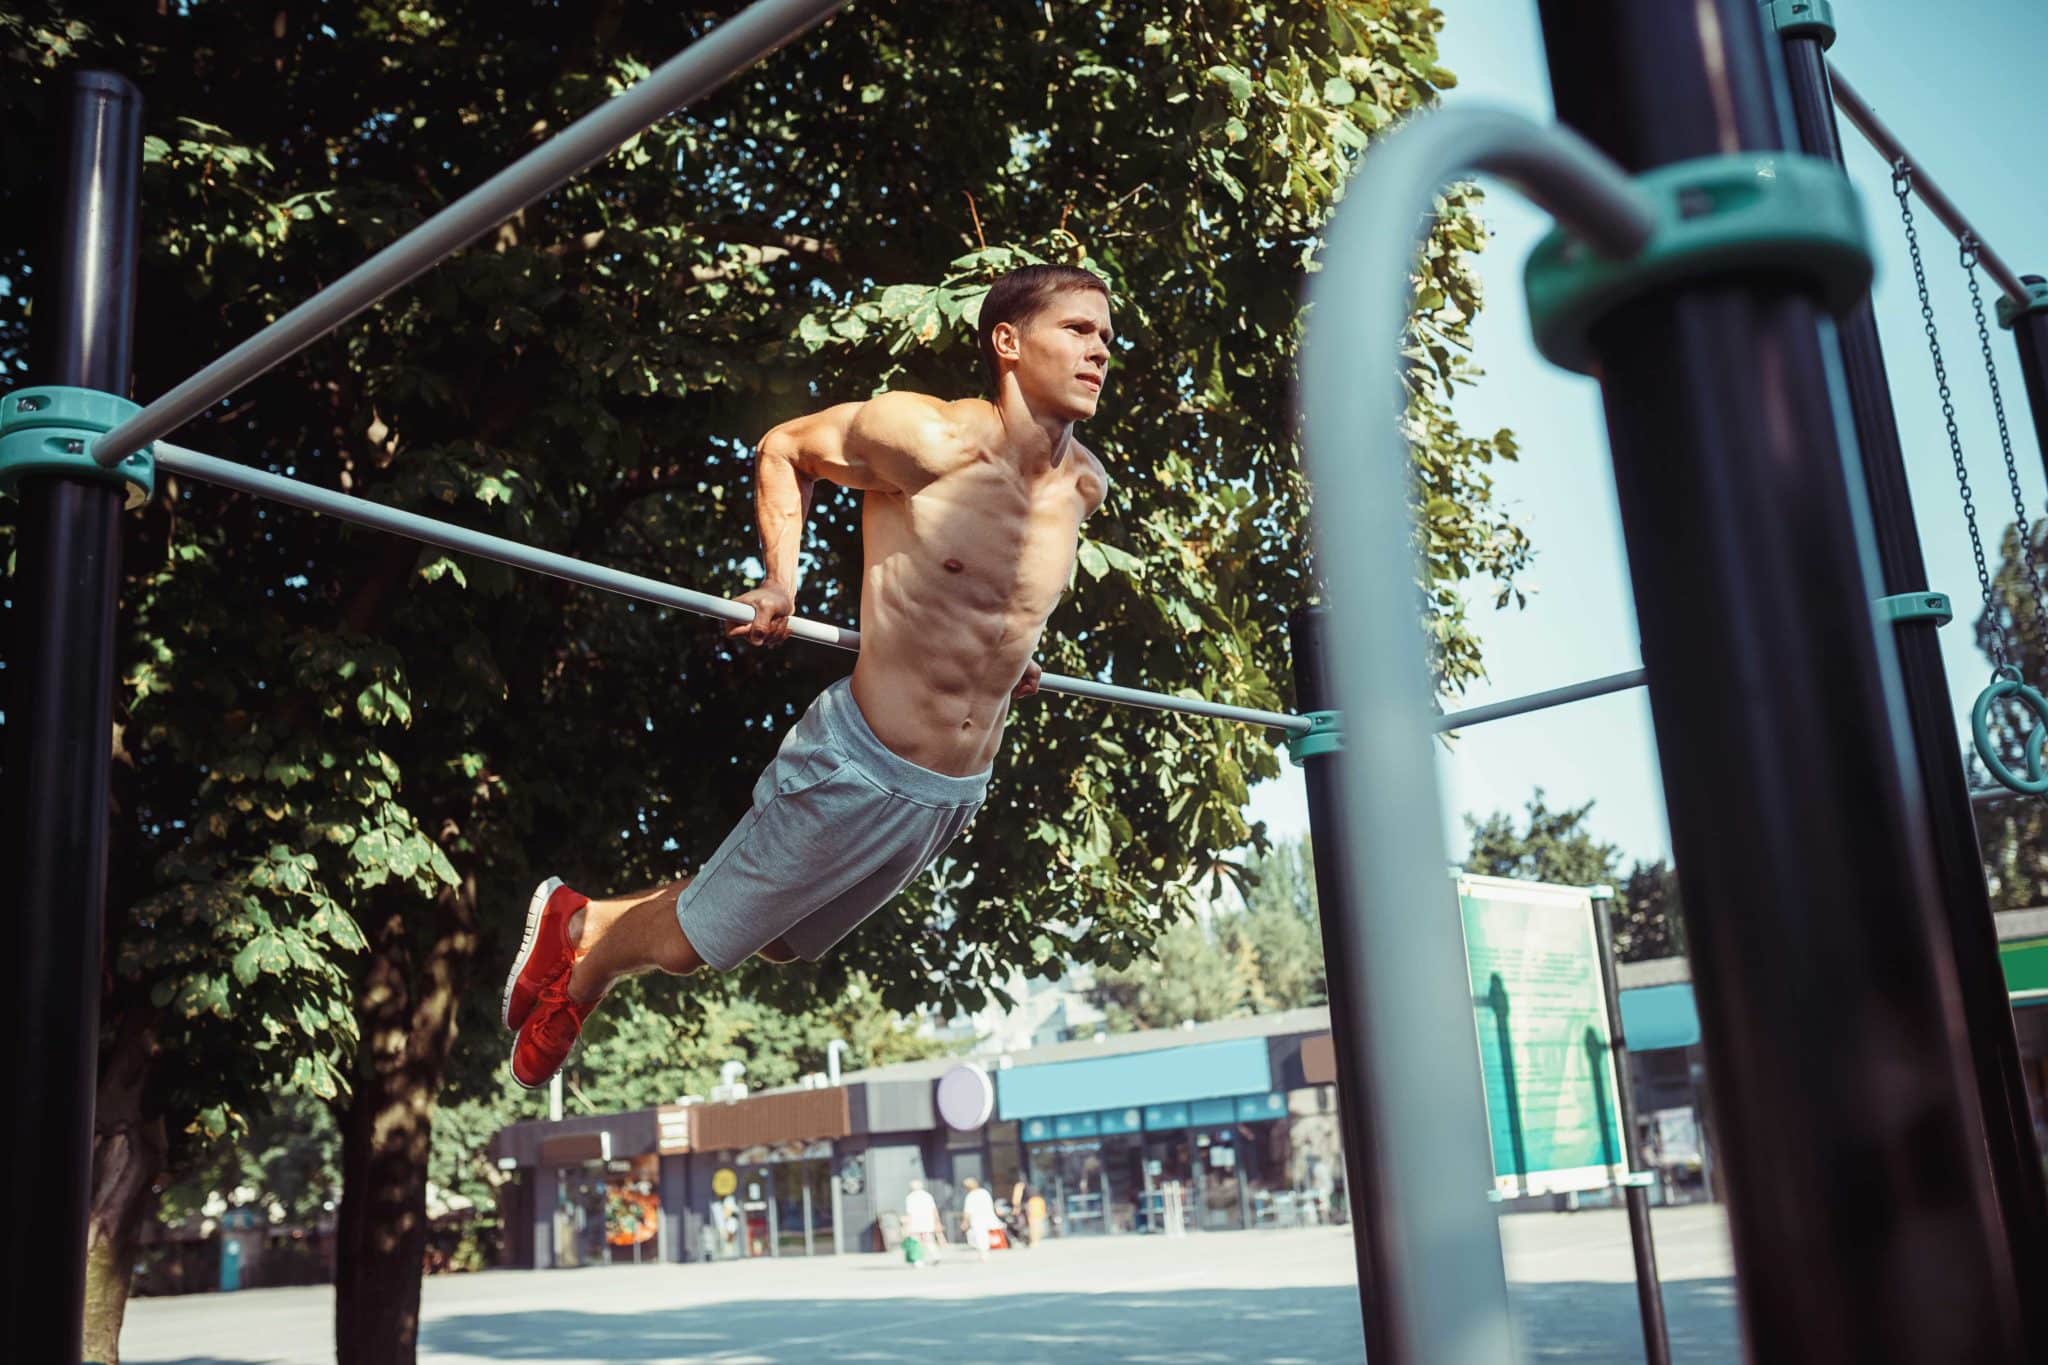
[[2004, 937, 2048, 1005], [1458, 875, 1628, 1197]]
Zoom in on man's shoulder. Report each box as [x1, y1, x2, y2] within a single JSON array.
[[862, 389, 987, 430], [853, 391, 987, 471], [1069, 441, 1110, 510]]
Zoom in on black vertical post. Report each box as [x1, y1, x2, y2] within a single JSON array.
[[1775, 23, 2048, 1357], [1532, 2, 2028, 1359], [1, 70, 143, 1364], [1589, 890, 1672, 1365], [1291, 605, 1401, 1365], [2007, 276, 2048, 489]]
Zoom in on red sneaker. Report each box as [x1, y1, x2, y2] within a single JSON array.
[[501, 876, 589, 1031], [510, 980, 598, 1090]]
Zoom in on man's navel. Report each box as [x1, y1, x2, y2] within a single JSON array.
[[943, 558, 965, 573]]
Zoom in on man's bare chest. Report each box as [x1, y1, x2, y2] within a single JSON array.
[[866, 463, 1089, 601]]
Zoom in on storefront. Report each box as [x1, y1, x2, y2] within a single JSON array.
[[490, 1108, 692, 1270], [991, 1018, 1339, 1239], [679, 1087, 854, 1262]]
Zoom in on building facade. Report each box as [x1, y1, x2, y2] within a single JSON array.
[[489, 910, 2048, 1268]]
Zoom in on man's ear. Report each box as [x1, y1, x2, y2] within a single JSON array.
[[992, 320, 1022, 363]]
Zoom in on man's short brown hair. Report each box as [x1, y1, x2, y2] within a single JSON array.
[[975, 264, 1111, 394]]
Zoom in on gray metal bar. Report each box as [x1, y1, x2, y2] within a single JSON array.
[[152, 442, 1310, 734], [1433, 667, 1647, 732], [1829, 65, 2030, 306], [94, 0, 847, 465], [1298, 106, 1654, 1365]]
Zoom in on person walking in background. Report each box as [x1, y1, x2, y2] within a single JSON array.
[[904, 1178, 945, 1266], [1025, 1185, 1048, 1247], [1008, 1178, 1031, 1247], [961, 1177, 1002, 1262]]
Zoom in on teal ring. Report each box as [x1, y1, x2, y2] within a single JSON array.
[[1970, 679, 2048, 796]]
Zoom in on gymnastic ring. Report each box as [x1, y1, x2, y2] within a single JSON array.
[[1971, 678, 2048, 796]]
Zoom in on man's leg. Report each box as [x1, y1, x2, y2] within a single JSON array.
[[565, 880, 699, 1002], [564, 880, 796, 1002]]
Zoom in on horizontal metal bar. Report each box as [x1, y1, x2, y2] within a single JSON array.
[[1432, 668, 1648, 731], [1829, 64, 2030, 306], [94, 0, 847, 466], [153, 442, 1312, 734]]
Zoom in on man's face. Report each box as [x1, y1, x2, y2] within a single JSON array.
[[999, 287, 1113, 421]]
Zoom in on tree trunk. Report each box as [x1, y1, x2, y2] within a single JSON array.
[[333, 875, 478, 1365], [82, 1011, 166, 1365]]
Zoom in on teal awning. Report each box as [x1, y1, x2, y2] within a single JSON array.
[[1620, 983, 1702, 1052], [996, 1038, 1273, 1121]]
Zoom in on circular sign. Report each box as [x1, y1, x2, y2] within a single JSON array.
[[935, 1063, 995, 1131], [711, 1167, 738, 1198]]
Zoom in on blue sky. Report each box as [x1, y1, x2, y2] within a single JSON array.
[[1247, 0, 2048, 866]]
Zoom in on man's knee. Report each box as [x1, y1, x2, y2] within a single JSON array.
[[655, 929, 706, 976]]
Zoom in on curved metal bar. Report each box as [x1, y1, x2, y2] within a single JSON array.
[[1298, 106, 1653, 1364], [94, 0, 849, 465], [152, 441, 1310, 733]]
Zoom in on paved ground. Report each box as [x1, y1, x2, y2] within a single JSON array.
[[123, 1205, 1738, 1364]]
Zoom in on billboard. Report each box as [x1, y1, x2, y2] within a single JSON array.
[[1456, 874, 1628, 1197]]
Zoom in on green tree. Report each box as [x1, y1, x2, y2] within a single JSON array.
[[1614, 857, 1685, 963], [1237, 838, 1327, 1009], [1090, 914, 1258, 1031], [2, 4, 1528, 1358], [1464, 790, 1623, 887], [1464, 792, 1684, 964]]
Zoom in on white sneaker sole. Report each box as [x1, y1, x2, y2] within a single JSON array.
[[501, 875, 564, 1031]]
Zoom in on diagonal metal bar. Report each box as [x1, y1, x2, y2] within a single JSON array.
[[152, 441, 1311, 734], [1432, 668, 1647, 731], [1830, 65, 2030, 306], [94, 0, 848, 466]]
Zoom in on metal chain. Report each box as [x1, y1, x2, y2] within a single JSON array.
[[1960, 232, 2048, 651], [1894, 162, 2017, 680]]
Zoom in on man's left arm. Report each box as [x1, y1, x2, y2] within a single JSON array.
[[1013, 454, 1109, 700]]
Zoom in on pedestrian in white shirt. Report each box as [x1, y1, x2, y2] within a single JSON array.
[[961, 1177, 1002, 1262], [904, 1179, 944, 1265]]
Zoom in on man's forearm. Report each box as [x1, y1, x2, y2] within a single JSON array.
[[753, 438, 815, 588]]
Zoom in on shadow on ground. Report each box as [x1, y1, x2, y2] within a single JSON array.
[[302, 1279, 1742, 1364]]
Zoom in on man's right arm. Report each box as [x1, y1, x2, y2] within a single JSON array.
[[735, 393, 953, 645]]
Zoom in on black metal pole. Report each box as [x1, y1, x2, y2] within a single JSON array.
[[2008, 275, 2048, 490], [1589, 891, 1672, 1365], [1531, 2, 2027, 1359], [1, 70, 143, 1364], [1776, 25, 2048, 1357], [1290, 606, 1400, 1365]]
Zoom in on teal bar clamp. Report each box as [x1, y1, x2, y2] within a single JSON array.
[[1525, 153, 1873, 375], [1996, 279, 2048, 330], [1287, 710, 1343, 765], [0, 386, 155, 508], [1763, 0, 1836, 48], [1876, 591, 1953, 627]]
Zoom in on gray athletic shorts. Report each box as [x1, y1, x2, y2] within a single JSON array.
[[675, 677, 989, 970]]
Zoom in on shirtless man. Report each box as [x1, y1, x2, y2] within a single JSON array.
[[502, 264, 1113, 1086]]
